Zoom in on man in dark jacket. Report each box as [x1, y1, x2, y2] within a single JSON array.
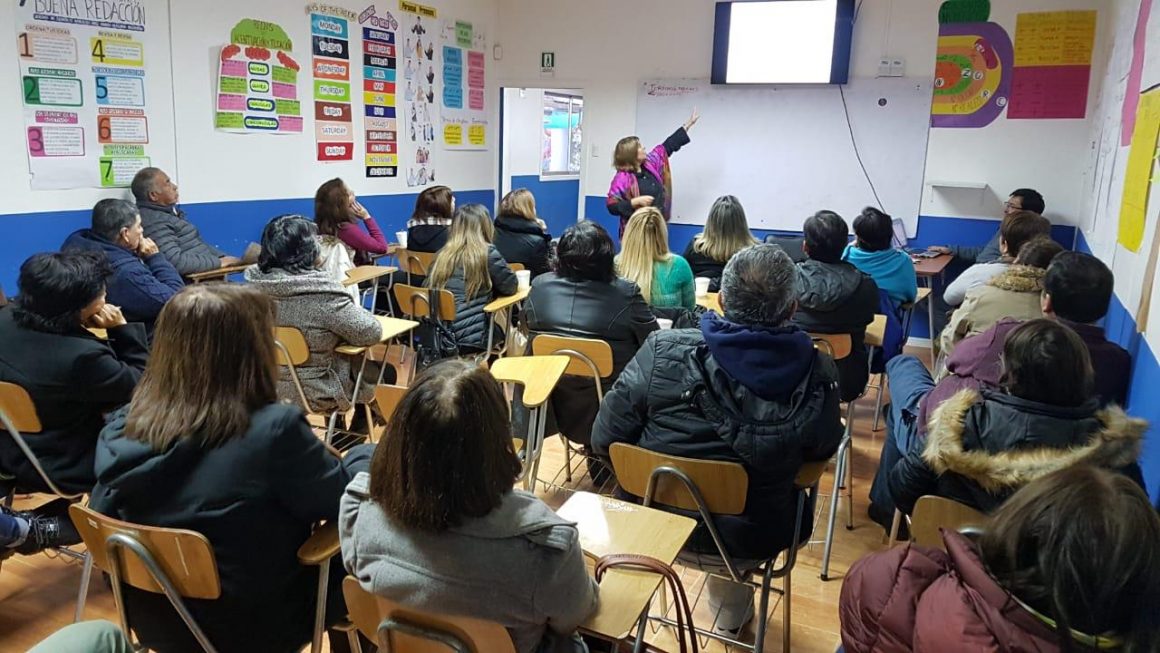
[[932, 188, 1046, 264], [131, 167, 241, 277], [62, 199, 184, 337], [593, 244, 843, 635], [791, 211, 878, 402]]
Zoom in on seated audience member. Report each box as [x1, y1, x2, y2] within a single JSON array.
[[939, 237, 1063, 357], [0, 252, 147, 497], [62, 198, 184, 336], [617, 207, 695, 309], [1, 500, 77, 557], [843, 465, 1160, 653], [841, 207, 917, 305], [932, 188, 1046, 264], [91, 284, 372, 653], [682, 195, 759, 292], [889, 319, 1144, 516], [406, 184, 455, 253], [341, 359, 597, 653], [425, 204, 518, 354], [494, 188, 553, 277], [593, 245, 843, 635], [314, 178, 389, 301], [943, 210, 1051, 307], [245, 216, 383, 414], [27, 620, 134, 653], [792, 211, 878, 402], [525, 220, 658, 448], [130, 167, 241, 276]]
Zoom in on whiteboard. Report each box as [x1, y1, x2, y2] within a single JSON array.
[[635, 78, 932, 234]]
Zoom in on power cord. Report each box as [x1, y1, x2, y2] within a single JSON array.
[[839, 84, 885, 211]]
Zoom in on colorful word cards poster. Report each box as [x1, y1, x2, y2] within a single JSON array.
[[215, 19, 302, 134], [14, 0, 153, 189], [359, 5, 399, 178], [1118, 91, 1160, 253], [438, 18, 487, 150], [308, 5, 356, 161], [1009, 11, 1097, 120], [400, 1, 437, 186]]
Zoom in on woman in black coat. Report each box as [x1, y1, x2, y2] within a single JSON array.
[[493, 189, 552, 277], [0, 252, 148, 497], [90, 284, 371, 653]]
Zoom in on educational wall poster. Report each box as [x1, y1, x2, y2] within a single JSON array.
[[1122, 0, 1153, 146], [930, 10, 1013, 129], [438, 17, 487, 151], [1117, 90, 1160, 253], [359, 5, 399, 178], [214, 19, 302, 134], [14, 0, 153, 190], [307, 5, 356, 162], [1008, 11, 1097, 120], [400, 1, 437, 186]]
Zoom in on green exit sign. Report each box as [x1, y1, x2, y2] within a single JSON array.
[[541, 52, 555, 70]]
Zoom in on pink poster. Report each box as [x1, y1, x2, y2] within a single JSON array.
[[1008, 65, 1091, 119], [1123, 0, 1153, 145]]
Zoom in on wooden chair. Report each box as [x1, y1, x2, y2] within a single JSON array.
[[69, 505, 343, 653], [374, 384, 407, 427], [508, 262, 526, 272], [891, 496, 988, 550], [273, 327, 357, 445], [396, 249, 437, 285], [392, 284, 457, 381], [343, 576, 515, 652], [489, 356, 569, 492], [530, 334, 615, 486], [609, 443, 825, 653], [0, 381, 93, 621]]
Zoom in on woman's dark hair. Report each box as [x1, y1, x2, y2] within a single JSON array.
[[257, 215, 320, 274], [1013, 237, 1064, 269], [13, 251, 110, 334], [852, 207, 894, 252], [1000, 210, 1052, 259], [803, 210, 849, 263], [314, 178, 353, 236], [555, 220, 616, 283], [981, 465, 1160, 652], [1000, 319, 1093, 407], [368, 359, 521, 532], [1044, 252, 1114, 324], [410, 185, 453, 221]]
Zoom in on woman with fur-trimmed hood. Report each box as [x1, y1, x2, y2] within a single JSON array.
[[891, 319, 1146, 515]]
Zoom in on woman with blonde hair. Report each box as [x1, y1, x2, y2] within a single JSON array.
[[606, 109, 699, 237], [618, 207, 695, 309], [427, 204, 518, 353], [683, 195, 758, 292], [494, 188, 552, 277]]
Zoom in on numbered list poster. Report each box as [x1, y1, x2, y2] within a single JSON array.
[[15, 0, 152, 189]]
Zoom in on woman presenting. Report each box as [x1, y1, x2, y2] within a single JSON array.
[[607, 108, 699, 237]]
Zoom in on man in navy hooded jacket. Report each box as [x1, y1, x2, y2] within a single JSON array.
[[592, 243, 843, 635], [63, 199, 184, 337]]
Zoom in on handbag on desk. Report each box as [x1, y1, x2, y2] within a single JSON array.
[[594, 554, 699, 653]]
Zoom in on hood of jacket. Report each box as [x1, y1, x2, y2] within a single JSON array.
[[92, 409, 199, 500], [842, 245, 910, 279], [700, 312, 814, 401], [243, 266, 350, 300], [796, 259, 871, 311], [923, 389, 1145, 493], [985, 265, 1045, 293], [495, 213, 547, 236], [62, 229, 137, 269]]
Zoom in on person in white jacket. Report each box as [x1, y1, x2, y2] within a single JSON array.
[[943, 210, 1050, 307]]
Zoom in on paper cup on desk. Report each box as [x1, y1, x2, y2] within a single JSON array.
[[657, 318, 673, 330], [395, 231, 408, 248], [516, 269, 531, 290], [694, 277, 711, 297]]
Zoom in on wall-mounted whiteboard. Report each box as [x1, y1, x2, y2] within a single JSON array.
[[635, 78, 932, 234]]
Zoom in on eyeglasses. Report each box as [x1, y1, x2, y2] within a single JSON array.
[[1003, 201, 1022, 211]]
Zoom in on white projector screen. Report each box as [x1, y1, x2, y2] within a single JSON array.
[[711, 0, 854, 85]]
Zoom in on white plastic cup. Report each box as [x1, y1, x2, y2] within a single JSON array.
[[516, 269, 531, 290], [396, 231, 408, 248], [694, 277, 711, 297], [657, 318, 673, 330]]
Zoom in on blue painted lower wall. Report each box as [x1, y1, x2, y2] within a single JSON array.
[[0, 189, 494, 294], [510, 175, 579, 238]]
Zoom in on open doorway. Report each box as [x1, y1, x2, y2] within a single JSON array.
[[499, 88, 585, 237]]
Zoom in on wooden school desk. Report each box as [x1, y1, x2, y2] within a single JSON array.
[[343, 265, 398, 314], [484, 286, 531, 357], [913, 254, 952, 346], [186, 262, 251, 283], [696, 292, 722, 313], [558, 492, 696, 646]]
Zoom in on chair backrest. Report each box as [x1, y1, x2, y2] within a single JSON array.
[[910, 496, 988, 549], [274, 326, 310, 367], [393, 284, 457, 321], [531, 334, 614, 379], [397, 249, 436, 277], [343, 576, 516, 653], [375, 384, 408, 424], [69, 504, 221, 600], [0, 382, 42, 433], [508, 262, 526, 272], [810, 333, 853, 361], [609, 443, 747, 515]]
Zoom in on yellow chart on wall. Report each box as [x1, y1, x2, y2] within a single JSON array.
[[1118, 90, 1160, 252]]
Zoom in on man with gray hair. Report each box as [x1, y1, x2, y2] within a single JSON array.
[[131, 167, 242, 276], [592, 243, 843, 637], [62, 198, 184, 336]]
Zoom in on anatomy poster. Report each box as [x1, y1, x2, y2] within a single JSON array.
[[400, 1, 437, 186], [438, 17, 487, 150], [14, 0, 153, 189], [1008, 11, 1097, 120], [358, 5, 399, 178], [215, 19, 302, 134], [931, 0, 1013, 129], [308, 5, 356, 161]]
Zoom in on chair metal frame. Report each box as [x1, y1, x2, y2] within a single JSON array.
[[489, 357, 569, 494], [392, 284, 457, 382], [273, 329, 349, 445]]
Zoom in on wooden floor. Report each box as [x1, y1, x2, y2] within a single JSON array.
[[0, 353, 916, 652]]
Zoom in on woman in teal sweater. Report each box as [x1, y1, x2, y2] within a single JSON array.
[[618, 207, 695, 309], [843, 207, 917, 305]]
